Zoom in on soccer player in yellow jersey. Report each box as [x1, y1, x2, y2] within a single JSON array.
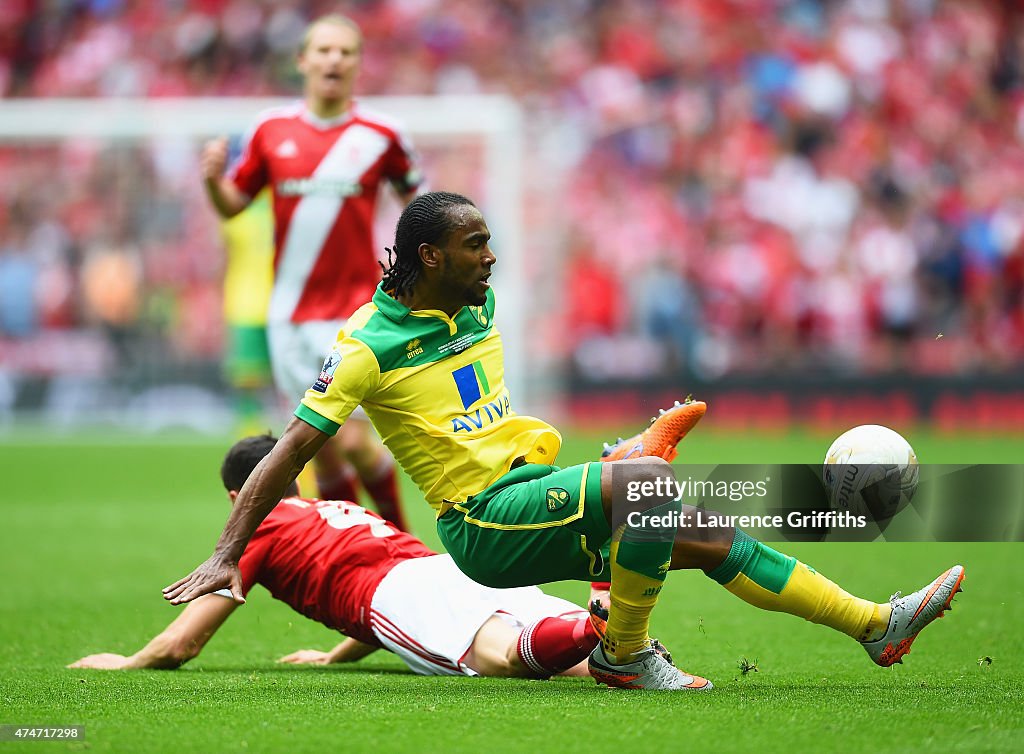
[[220, 190, 275, 436], [166, 192, 965, 690]]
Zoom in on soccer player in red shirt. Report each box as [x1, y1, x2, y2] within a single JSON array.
[[69, 435, 604, 678], [200, 14, 420, 530]]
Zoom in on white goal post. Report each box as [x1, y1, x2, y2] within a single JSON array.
[[0, 95, 529, 409]]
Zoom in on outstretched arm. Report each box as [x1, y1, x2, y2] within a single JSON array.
[[163, 417, 329, 604], [68, 594, 239, 670], [278, 638, 380, 666]]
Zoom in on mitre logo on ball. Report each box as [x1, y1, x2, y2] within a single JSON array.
[[822, 424, 919, 525]]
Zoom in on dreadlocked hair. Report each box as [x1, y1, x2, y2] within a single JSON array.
[[379, 191, 476, 297]]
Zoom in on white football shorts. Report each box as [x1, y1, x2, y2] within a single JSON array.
[[267, 319, 368, 421], [369, 554, 582, 676]]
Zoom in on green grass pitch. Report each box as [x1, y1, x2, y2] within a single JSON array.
[[1, 427, 1022, 753]]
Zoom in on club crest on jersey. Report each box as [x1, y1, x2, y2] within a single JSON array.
[[468, 306, 489, 327], [546, 488, 570, 512], [312, 348, 342, 393]]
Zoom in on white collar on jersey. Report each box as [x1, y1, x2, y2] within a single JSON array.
[[300, 102, 356, 130]]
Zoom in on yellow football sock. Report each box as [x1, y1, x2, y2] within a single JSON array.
[[604, 530, 672, 663], [709, 530, 889, 641]]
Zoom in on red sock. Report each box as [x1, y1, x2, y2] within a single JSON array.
[[363, 465, 409, 531], [317, 470, 359, 503], [516, 612, 600, 677]]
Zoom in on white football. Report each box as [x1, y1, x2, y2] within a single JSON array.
[[822, 424, 919, 522]]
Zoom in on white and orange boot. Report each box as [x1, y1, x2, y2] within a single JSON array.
[[588, 641, 713, 691], [862, 565, 965, 667]]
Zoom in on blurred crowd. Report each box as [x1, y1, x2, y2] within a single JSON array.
[[2, 0, 1024, 397]]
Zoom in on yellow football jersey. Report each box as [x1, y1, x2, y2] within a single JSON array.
[[221, 190, 274, 326], [297, 285, 561, 509]]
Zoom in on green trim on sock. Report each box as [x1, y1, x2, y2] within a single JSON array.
[[707, 529, 757, 585], [614, 537, 672, 583], [706, 529, 797, 593], [744, 542, 797, 594], [613, 500, 680, 583]]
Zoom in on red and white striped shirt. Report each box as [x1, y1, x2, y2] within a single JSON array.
[[229, 101, 422, 323]]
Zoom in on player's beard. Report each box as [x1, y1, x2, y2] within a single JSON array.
[[463, 284, 487, 307], [440, 261, 487, 307]]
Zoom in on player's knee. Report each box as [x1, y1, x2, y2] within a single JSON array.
[[599, 457, 676, 524], [626, 457, 676, 512], [629, 456, 674, 486], [601, 456, 673, 489], [499, 642, 531, 678], [466, 618, 535, 678], [465, 646, 522, 678]]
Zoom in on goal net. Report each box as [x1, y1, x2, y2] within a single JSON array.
[[0, 96, 526, 431]]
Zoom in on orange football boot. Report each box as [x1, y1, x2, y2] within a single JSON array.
[[600, 398, 707, 463]]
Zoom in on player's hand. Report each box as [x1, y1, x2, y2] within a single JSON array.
[[589, 587, 611, 612], [277, 649, 334, 665], [162, 556, 244, 605], [199, 136, 229, 181], [68, 653, 130, 670]]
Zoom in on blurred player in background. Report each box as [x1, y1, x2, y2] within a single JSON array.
[[219, 189, 275, 436], [71, 435, 602, 679], [200, 13, 421, 530]]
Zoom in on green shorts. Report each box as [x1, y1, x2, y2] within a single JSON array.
[[436, 462, 611, 588], [224, 324, 272, 389]]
